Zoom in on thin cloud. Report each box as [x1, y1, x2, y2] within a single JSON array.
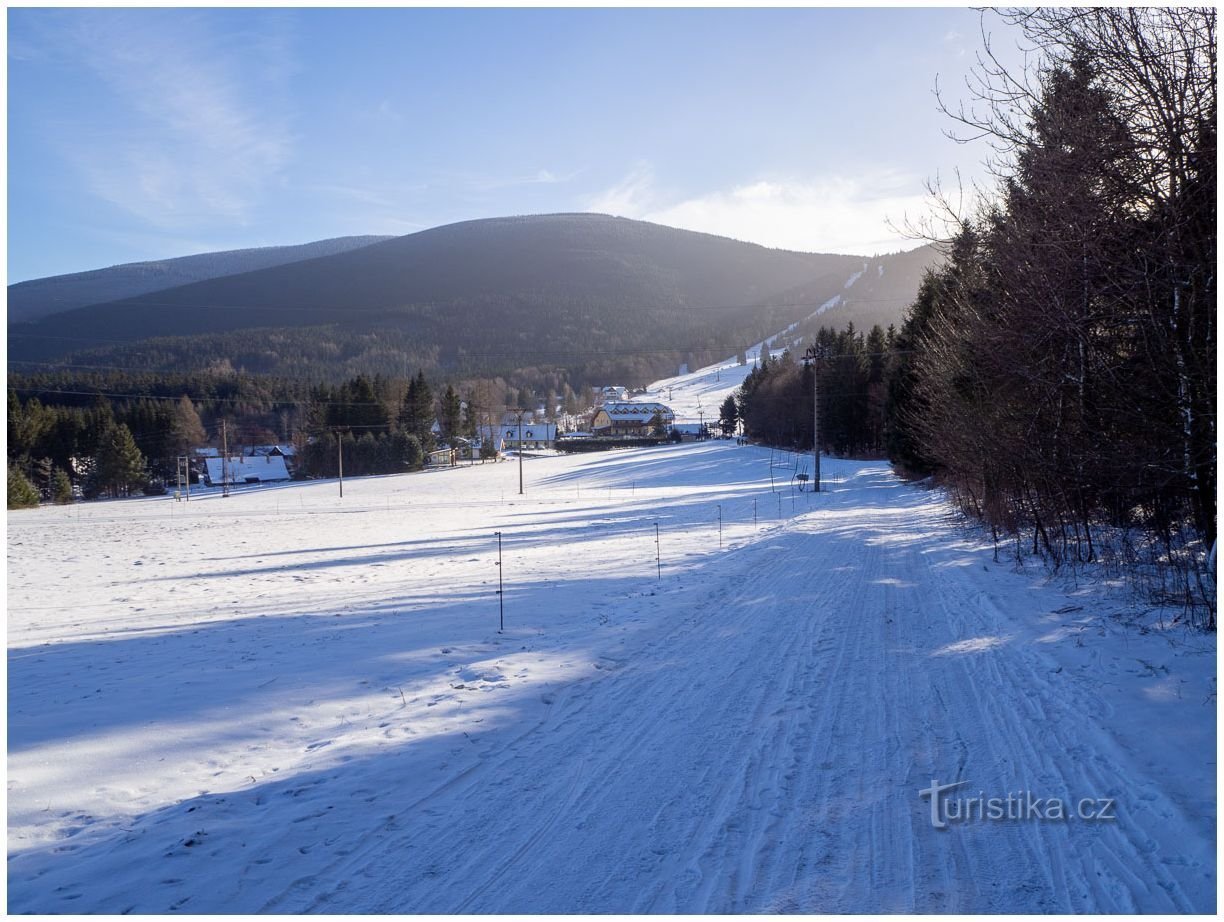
[[51, 10, 294, 228], [585, 161, 657, 216]]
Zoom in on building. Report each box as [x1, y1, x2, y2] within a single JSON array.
[[495, 416, 558, 451], [247, 444, 297, 473], [590, 402, 674, 437], [248, 444, 297, 459], [202, 455, 291, 486], [594, 386, 629, 405]]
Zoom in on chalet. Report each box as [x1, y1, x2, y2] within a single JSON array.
[[202, 455, 291, 486], [595, 386, 629, 405], [590, 402, 674, 437]]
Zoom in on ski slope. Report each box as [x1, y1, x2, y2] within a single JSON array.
[[7, 443, 1216, 912], [634, 264, 870, 423]]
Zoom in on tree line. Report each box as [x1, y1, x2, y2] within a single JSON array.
[[7, 367, 529, 505], [726, 9, 1215, 620], [723, 322, 897, 460]]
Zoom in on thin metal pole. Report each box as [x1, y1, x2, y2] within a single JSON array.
[[337, 432, 344, 499], [718, 504, 723, 549], [221, 420, 230, 498], [654, 523, 661, 581], [495, 531, 504, 632], [754, 498, 758, 529]]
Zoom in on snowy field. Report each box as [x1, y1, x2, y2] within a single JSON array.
[[7, 441, 1216, 912]]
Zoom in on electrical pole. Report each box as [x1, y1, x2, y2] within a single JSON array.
[[802, 347, 821, 492], [221, 420, 230, 498], [516, 409, 526, 495]]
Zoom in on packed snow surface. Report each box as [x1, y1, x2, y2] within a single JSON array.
[[8, 442, 1215, 912]]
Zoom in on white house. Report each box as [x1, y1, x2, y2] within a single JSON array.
[[480, 418, 558, 452], [594, 386, 629, 405], [202, 455, 291, 486]]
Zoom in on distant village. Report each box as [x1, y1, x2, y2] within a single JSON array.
[[191, 386, 704, 489]]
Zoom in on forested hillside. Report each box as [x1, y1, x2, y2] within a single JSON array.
[[9, 215, 930, 385], [8, 236, 391, 323]]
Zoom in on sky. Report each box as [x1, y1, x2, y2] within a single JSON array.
[[7, 6, 1030, 283]]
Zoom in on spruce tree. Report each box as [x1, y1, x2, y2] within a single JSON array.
[[439, 384, 462, 446], [718, 395, 739, 436], [7, 464, 40, 509], [94, 423, 147, 497], [52, 468, 74, 504]]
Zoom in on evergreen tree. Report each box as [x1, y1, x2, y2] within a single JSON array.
[[93, 423, 146, 498], [7, 464, 40, 509], [439, 384, 463, 446], [52, 468, 74, 504], [718, 394, 739, 436], [398, 370, 435, 449]]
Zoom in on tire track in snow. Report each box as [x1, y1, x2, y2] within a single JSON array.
[[230, 465, 1217, 912]]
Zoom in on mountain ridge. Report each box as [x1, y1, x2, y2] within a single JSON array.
[[8, 235, 394, 324], [9, 214, 939, 384]]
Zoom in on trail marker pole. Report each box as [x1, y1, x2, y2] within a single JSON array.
[[654, 523, 661, 581], [495, 531, 504, 632], [718, 504, 723, 549], [754, 498, 758, 530], [777, 493, 782, 518]]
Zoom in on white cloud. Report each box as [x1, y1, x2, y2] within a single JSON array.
[[586, 164, 929, 255], [55, 11, 294, 228]]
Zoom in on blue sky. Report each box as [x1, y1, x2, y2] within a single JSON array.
[[7, 7, 1027, 282]]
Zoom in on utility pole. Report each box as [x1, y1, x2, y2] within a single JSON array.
[[516, 409, 526, 495], [221, 420, 230, 498], [337, 430, 344, 498], [802, 347, 822, 492]]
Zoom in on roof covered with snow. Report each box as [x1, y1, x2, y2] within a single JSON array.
[[595, 402, 674, 422], [203, 455, 290, 485]]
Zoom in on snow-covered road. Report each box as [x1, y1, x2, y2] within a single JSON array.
[[7, 445, 1215, 912]]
